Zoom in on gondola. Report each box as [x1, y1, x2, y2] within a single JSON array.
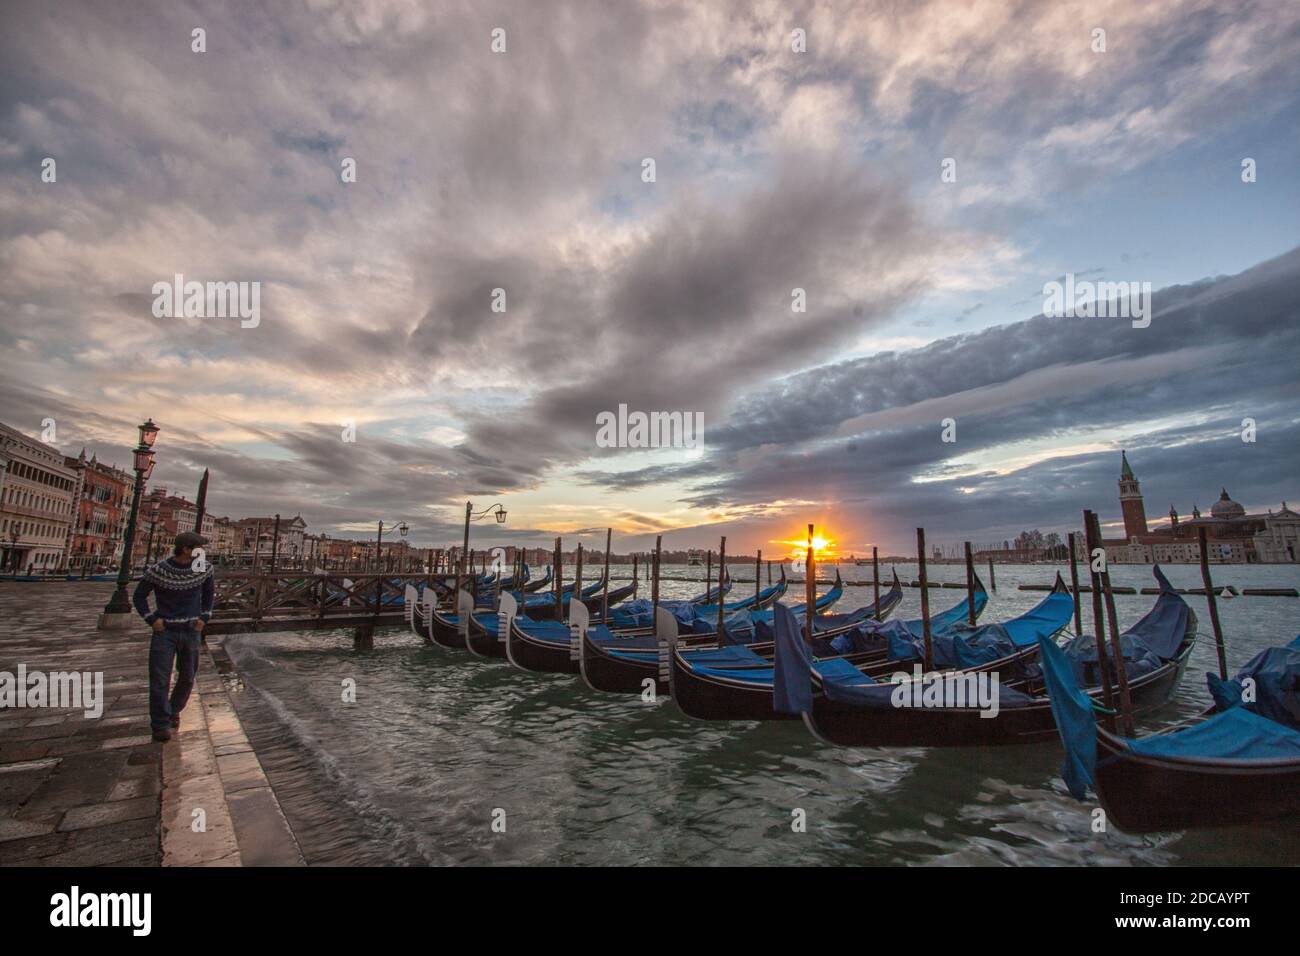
[[781, 566, 1196, 748], [600, 568, 790, 632], [433, 573, 606, 654], [465, 574, 641, 658], [519, 571, 609, 620], [1040, 631, 1300, 832], [523, 565, 553, 592], [727, 567, 790, 612], [426, 575, 535, 649], [505, 574, 741, 675], [580, 570, 904, 698], [666, 572, 987, 721]]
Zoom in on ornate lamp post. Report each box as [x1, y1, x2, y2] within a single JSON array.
[[461, 502, 507, 566], [375, 519, 408, 569], [459, 502, 506, 602], [98, 419, 159, 629], [371, 519, 409, 616]]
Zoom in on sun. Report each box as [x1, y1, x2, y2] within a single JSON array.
[[770, 533, 837, 557]]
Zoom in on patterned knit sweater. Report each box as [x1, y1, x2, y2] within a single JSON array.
[[132, 557, 216, 625]]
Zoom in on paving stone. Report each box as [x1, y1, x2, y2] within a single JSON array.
[[127, 746, 163, 765], [24, 715, 70, 728], [58, 796, 158, 831], [0, 830, 70, 863], [0, 816, 56, 843], [212, 742, 254, 757], [36, 836, 158, 867], [0, 765, 56, 806], [22, 749, 128, 810], [69, 815, 160, 848], [225, 787, 303, 866], [0, 757, 60, 774], [0, 742, 50, 762], [109, 775, 162, 801], [216, 751, 266, 793]]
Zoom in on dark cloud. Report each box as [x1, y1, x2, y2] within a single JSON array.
[[2, 0, 1299, 554]]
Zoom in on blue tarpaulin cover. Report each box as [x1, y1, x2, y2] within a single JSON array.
[[1124, 707, 1300, 761], [751, 579, 846, 638], [772, 603, 812, 714], [1205, 634, 1300, 730], [883, 589, 1070, 666], [823, 589, 985, 657], [1036, 632, 1098, 799], [1062, 567, 1189, 679], [689, 652, 872, 688], [603, 578, 758, 630]]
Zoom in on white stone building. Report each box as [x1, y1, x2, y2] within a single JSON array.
[[0, 422, 78, 573], [1254, 503, 1300, 563]]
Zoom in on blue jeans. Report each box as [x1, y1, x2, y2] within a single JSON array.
[[149, 624, 201, 731]]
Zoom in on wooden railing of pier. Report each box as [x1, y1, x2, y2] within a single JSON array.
[[206, 572, 451, 636]]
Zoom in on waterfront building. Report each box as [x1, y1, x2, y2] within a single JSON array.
[[1254, 503, 1300, 563], [0, 422, 78, 573], [130, 488, 215, 565], [64, 450, 131, 572], [211, 517, 237, 558], [0, 450, 8, 548], [1101, 452, 1295, 563], [235, 515, 308, 566]]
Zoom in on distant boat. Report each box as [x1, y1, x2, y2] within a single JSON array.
[[687, 549, 705, 566]]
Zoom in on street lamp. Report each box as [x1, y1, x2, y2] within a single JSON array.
[[458, 502, 507, 601], [99, 419, 159, 629], [376, 519, 409, 566], [461, 502, 506, 563], [372, 519, 409, 612]]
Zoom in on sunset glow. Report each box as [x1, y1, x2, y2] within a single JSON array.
[[772, 533, 837, 559]]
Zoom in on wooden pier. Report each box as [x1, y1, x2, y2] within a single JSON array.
[[205, 572, 446, 641]]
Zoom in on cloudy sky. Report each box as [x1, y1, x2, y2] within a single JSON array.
[[1, 0, 1298, 557]]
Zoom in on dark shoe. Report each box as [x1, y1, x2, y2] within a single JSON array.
[[152, 728, 172, 742]]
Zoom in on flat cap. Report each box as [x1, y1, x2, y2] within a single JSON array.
[[175, 531, 209, 549]]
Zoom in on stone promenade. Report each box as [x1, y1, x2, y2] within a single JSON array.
[[0, 582, 301, 866]]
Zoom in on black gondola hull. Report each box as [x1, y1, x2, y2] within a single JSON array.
[[589, 584, 906, 704], [427, 611, 469, 650], [466, 617, 507, 658], [669, 649, 799, 722], [580, 633, 667, 696], [806, 642, 1193, 748], [506, 621, 580, 674], [1093, 727, 1300, 832]]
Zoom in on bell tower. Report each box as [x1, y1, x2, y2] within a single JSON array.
[[1118, 450, 1148, 540]]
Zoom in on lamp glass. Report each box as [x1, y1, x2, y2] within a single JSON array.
[[133, 446, 154, 472], [139, 419, 160, 447], [495, 510, 507, 524]]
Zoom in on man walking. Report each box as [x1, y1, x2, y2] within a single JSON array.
[[132, 531, 215, 742]]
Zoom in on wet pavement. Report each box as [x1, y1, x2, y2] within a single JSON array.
[[0, 581, 301, 866]]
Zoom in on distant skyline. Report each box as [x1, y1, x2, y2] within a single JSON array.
[[1, 1, 1298, 558]]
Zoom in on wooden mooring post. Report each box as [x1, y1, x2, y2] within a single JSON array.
[[917, 528, 933, 671]]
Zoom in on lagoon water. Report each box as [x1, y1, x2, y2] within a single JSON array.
[[218, 563, 1300, 866]]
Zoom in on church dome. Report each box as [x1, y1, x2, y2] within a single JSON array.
[[1210, 488, 1245, 519]]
